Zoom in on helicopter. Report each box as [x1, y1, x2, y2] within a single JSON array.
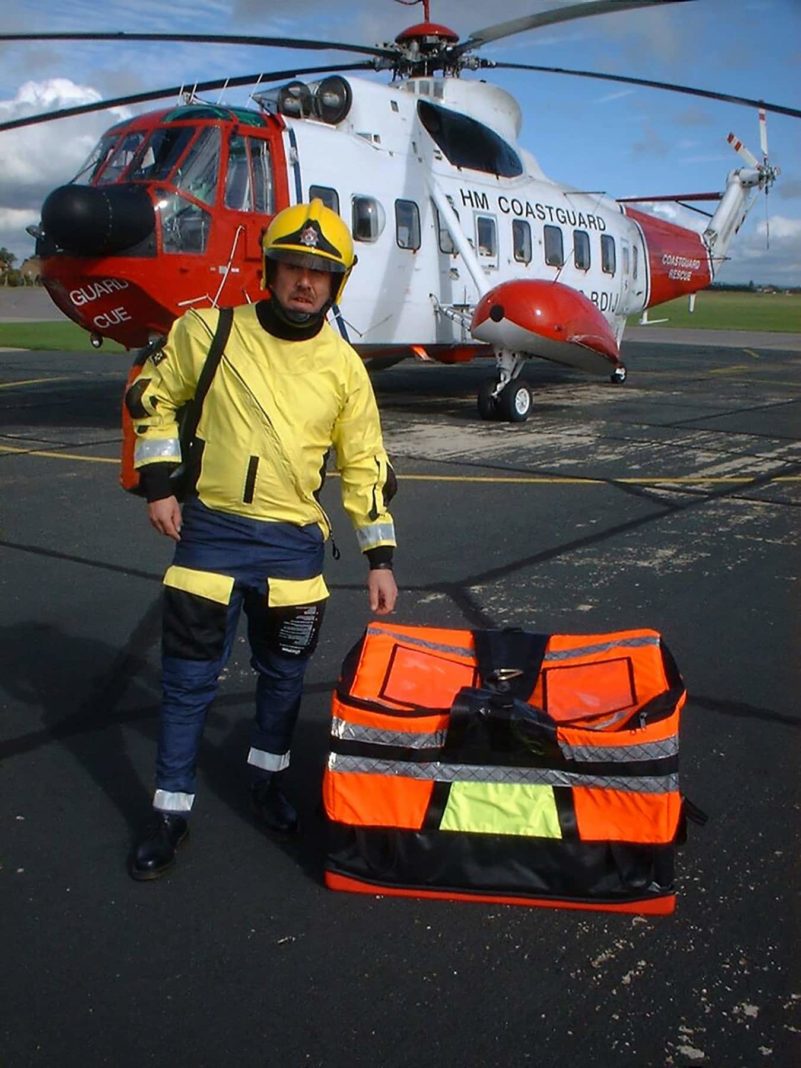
[[1, 0, 796, 422]]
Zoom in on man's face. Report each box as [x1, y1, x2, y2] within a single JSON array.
[[271, 260, 333, 316]]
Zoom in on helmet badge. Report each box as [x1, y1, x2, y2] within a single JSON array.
[[299, 224, 320, 248]]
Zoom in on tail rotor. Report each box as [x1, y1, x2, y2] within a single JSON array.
[[726, 109, 779, 248]]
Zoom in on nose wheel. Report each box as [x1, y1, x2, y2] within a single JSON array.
[[610, 365, 627, 384], [477, 379, 532, 422]]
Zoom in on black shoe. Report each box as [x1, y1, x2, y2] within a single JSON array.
[[129, 813, 189, 881], [251, 777, 299, 837]]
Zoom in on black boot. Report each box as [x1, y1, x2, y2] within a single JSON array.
[[251, 775, 299, 837], [129, 812, 189, 881]]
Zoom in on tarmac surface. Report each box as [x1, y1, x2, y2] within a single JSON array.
[[1, 328, 800, 1067]]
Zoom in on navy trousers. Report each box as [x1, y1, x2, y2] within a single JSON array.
[[153, 498, 327, 813]]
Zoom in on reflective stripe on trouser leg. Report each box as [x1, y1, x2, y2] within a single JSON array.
[[154, 579, 241, 798], [244, 591, 326, 773]]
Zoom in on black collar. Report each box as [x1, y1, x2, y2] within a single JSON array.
[[256, 298, 326, 341]]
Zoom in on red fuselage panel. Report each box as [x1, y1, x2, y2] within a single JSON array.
[[624, 206, 712, 307]]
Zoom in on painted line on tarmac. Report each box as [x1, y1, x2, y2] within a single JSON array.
[[1, 445, 799, 484], [0, 375, 72, 389], [0, 444, 117, 464]]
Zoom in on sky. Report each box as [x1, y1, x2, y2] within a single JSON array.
[[0, 0, 798, 285]]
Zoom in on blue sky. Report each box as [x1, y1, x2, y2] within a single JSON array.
[[0, 0, 798, 284]]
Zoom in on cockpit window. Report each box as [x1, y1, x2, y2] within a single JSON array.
[[417, 100, 522, 178], [95, 131, 147, 185], [129, 125, 196, 182], [172, 127, 221, 205], [73, 132, 120, 185]]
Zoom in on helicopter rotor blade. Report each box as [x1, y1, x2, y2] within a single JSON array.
[[0, 62, 376, 134], [490, 62, 801, 120], [726, 133, 759, 168], [758, 107, 769, 157], [455, 0, 694, 55], [0, 30, 397, 62]]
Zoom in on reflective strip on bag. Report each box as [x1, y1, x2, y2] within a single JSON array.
[[163, 565, 234, 605], [545, 635, 661, 661], [365, 625, 660, 666], [366, 623, 474, 660], [331, 716, 446, 749], [267, 574, 329, 607], [439, 782, 563, 838], [559, 735, 679, 763], [327, 753, 678, 794]]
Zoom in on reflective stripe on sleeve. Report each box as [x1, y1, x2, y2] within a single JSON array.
[[355, 521, 396, 551], [134, 436, 182, 465], [331, 716, 446, 749], [153, 789, 194, 812], [247, 747, 290, 773], [327, 754, 678, 794]]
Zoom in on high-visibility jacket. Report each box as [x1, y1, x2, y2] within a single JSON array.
[[323, 623, 691, 915], [128, 304, 396, 552]]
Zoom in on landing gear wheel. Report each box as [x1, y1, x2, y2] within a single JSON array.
[[477, 378, 499, 420], [497, 381, 532, 423], [610, 365, 627, 384]]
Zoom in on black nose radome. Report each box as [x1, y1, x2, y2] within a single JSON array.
[[41, 183, 154, 256], [490, 304, 505, 322]]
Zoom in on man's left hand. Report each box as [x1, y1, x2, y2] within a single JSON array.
[[368, 569, 397, 615]]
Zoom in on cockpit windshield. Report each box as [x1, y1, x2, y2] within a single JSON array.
[[128, 125, 196, 182], [72, 131, 121, 185]]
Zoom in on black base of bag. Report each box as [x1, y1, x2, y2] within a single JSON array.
[[326, 823, 676, 908]]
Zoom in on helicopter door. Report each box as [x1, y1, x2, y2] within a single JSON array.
[[224, 132, 276, 258]]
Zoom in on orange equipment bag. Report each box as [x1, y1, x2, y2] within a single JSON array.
[[323, 623, 692, 915]]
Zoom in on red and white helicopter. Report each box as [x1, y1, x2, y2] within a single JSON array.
[[2, 0, 796, 421]]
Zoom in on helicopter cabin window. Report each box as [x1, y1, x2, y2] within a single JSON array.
[[96, 131, 147, 185], [601, 234, 616, 275], [573, 229, 591, 271], [513, 219, 532, 264], [544, 225, 564, 268], [395, 200, 421, 251], [224, 135, 274, 214], [352, 196, 385, 243], [476, 216, 497, 259], [417, 100, 523, 178], [172, 127, 221, 205], [129, 125, 196, 183], [309, 185, 340, 214], [436, 203, 459, 254]]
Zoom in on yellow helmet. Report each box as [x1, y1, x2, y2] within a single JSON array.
[[262, 199, 356, 304]]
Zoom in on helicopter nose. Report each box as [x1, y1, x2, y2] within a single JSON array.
[[41, 183, 155, 256]]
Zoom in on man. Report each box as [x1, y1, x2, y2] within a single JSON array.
[[125, 199, 397, 880]]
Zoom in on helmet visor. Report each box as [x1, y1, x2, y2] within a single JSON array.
[[265, 247, 346, 274]]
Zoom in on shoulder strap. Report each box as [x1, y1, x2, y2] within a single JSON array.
[[181, 306, 234, 444]]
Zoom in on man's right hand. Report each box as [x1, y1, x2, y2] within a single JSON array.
[[148, 497, 182, 541]]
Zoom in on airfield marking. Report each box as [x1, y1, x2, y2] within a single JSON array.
[[741, 348, 761, 360], [0, 375, 72, 389], [0, 444, 117, 464], [1, 444, 798, 484]]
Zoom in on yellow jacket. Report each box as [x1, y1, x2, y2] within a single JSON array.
[[129, 304, 396, 552]]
